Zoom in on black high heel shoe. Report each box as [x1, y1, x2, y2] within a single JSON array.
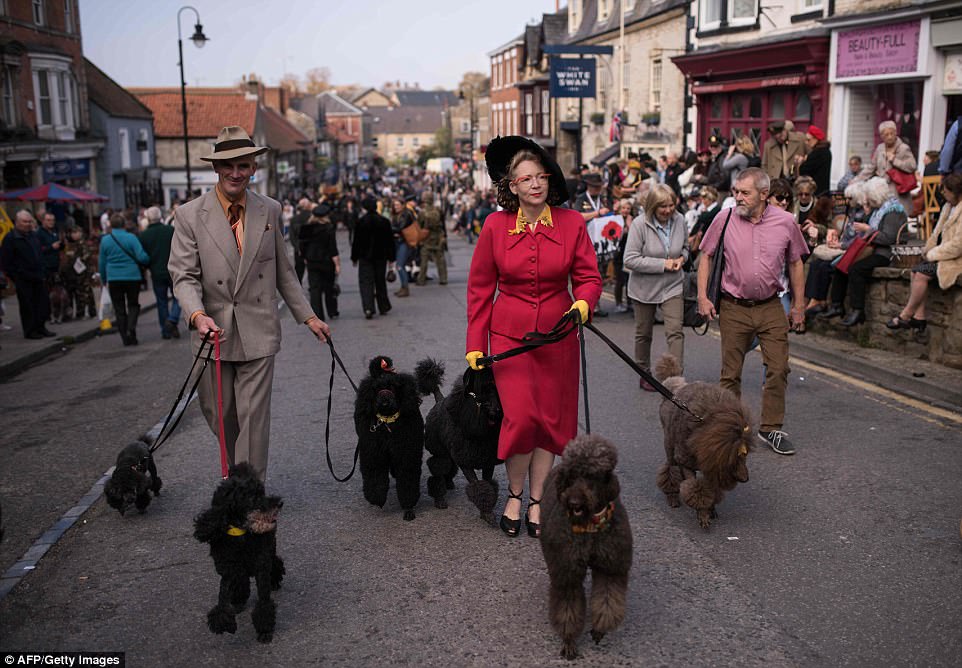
[[525, 497, 541, 538], [910, 318, 927, 333], [500, 488, 523, 537]]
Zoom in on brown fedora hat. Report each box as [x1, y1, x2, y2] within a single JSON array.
[[201, 126, 269, 162]]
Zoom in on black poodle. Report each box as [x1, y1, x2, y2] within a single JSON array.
[[194, 463, 285, 643], [416, 359, 504, 525], [104, 438, 162, 516], [355, 356, 424, 521], [540, 434, 633, 660]]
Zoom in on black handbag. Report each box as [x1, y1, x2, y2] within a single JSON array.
[[706, 208, 733, 311]]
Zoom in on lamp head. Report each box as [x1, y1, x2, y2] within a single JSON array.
[[191, 23, 209, 48]]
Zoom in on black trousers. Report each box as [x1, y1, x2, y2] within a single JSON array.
[[293, 248, 305, 285], [358, 259, 391, 315], [829, 254, 890, 310], [804, 258, 836, 300], [307, 267, 338, 320], [14, 277, 49, 336]]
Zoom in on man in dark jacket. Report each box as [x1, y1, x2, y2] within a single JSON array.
[[351, 197, 395, 318], [289, 198, 312, 284], [298, 205, 340, 320], [0, 210, 55, 338], [139, 206, 181, 338]]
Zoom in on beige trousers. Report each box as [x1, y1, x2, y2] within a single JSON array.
[[199, 355, 275, 481], [632, 294, 684, 371]]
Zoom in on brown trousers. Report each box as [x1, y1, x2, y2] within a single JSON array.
[[718, 298, 789, 432], [632, 294, 684, 371], [198, 355, 275, 481]]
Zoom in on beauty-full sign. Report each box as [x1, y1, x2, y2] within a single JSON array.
[[836, 20, 921, 79]]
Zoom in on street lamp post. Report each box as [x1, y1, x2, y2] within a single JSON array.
[[459, 89, 478, 185], [177, 6, 209, 200]]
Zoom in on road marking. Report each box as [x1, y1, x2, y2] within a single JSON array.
[[789, 356, 962, 426]]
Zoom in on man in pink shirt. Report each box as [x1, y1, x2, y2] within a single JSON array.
[[696, 168, 807, 455]]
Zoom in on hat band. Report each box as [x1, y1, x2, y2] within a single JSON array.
[[214, 138, 256, 152]]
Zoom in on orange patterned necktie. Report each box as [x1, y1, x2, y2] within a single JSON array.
[[228, 203, 243, 254]]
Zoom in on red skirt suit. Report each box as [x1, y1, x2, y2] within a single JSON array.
[[466, 207, 603, 459]]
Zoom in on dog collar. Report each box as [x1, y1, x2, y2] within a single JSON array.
[[570, 502, 615, 534], [226, 525, 246, 536], [376, 411, 400, 424]]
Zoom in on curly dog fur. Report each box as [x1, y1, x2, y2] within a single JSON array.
[[540, 434, 633, 660], [415, 359, 504, 525], [194, 463, 285, 643], [104, 438, 162, 516], [654, 354, 754, 529], [355, 356, 424, 521]]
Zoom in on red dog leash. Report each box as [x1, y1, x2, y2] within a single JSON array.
[[213, 331, 229, 479]]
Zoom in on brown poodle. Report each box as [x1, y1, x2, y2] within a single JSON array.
[[540, 434, 633, 660], [654, 354, 754, 529]]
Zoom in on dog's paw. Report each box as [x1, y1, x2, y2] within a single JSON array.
[[590, 629, 606, 645], [561, 640, 579, 660], [434, 498, 448, 509], [666, 493, 680, 508], [257, 631, 274, 643], [207, 607, 237, 635], [403, 509, 416, 521], [479, 510, 496, 527], [697, 510, 713, 530]]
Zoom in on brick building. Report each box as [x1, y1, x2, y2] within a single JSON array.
[[0, 0, 102, 192]]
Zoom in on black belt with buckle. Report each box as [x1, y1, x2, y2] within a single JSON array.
[[722, 293, 778, 307]]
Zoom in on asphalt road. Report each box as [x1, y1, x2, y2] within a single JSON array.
[[1, 230, 960, 667]]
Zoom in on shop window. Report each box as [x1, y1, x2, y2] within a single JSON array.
[[650, 58, 662, 111], [771, 94, 785, 121], [794, 92, 811, 122], [1, 65, 17, 127], [731, 97, 744, 119], [749, 95, 762, 119], [710, 97, 723, 119], [749, 127, 762, 151]]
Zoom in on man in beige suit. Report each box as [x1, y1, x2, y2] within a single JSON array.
[[170, 126, 330, 481]]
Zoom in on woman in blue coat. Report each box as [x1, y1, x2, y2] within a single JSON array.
[[99, 213, 149, 345]]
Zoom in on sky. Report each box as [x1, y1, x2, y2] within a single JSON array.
[[80, 0, 563, 91]]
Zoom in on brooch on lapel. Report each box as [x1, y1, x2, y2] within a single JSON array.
[[265, 223, 272, 231]]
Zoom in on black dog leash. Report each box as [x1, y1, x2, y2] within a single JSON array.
[[325, 336, 361, 482], [581, 321, 703, 422], [150, 332, 215, 453], [476, 311, 579, 367]]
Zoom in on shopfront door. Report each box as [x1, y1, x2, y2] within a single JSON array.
[[876, 82, 923, 157]]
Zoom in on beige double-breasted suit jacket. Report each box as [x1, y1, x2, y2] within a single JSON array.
[[169, 189, 315, 360]]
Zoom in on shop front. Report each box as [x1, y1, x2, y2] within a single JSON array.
[[673, 35, 830, 153], [827, 14, 947, 187]]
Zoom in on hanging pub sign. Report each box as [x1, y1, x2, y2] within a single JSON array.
[[835, 20, 921, 79], [549, 57, 596, 98]]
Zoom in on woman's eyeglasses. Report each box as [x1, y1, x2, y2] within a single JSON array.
[[511, 173, 551, 188], [772, 194, 790, 203]]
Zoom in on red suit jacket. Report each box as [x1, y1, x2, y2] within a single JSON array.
[[466, 206, 603, 351]]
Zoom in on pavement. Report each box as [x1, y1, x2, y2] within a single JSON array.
[[4, 263, 959, 411], [0, 285, 158, 381]]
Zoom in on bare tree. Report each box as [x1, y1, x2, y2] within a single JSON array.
[[304, 67, 332, 94], [458, 72, 490, 101], [278, 72, 302, 95]]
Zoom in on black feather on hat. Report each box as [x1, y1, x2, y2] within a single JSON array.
[[485, 135, 568, 204]]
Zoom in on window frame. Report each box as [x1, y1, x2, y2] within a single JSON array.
[[650, 58, 663, 112], [64, 0, 74, 33], [118, 127, 131, 170], [540, 89, 550, 136], [32, 0, 44, 26], [568, 0, 582, 35], [728, 0, 758, 27], [1, 63, 18, 127], [138, 128, 150, 165]]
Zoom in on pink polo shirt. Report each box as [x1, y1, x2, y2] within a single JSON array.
[[699, 205, 808, 301]]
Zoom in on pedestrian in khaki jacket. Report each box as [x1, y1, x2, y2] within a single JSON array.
[[169, 126, 330, 481], [416, 190, 447, 285], [761, 121, 806, 181]]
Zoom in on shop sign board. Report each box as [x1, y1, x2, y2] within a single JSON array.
[[549, 58, 596, 98], [944, 52, 962, 93], [836, 20, 921, 79], [43, 159, 90, 181]]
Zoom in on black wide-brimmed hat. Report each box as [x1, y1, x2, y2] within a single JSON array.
[[485, 135, 568, 203]]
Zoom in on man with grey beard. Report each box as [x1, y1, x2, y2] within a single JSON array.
[[695, 168, 808, 456]]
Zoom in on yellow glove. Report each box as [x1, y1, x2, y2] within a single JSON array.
[[567, 300, 590, 323], [466, 351, 486, 370]]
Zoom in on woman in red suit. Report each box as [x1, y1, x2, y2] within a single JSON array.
[[466, 136, 603, 538]]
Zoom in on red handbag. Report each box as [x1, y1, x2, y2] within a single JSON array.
[[886, 168, 918, 195], [834, 232, 877, 274]]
